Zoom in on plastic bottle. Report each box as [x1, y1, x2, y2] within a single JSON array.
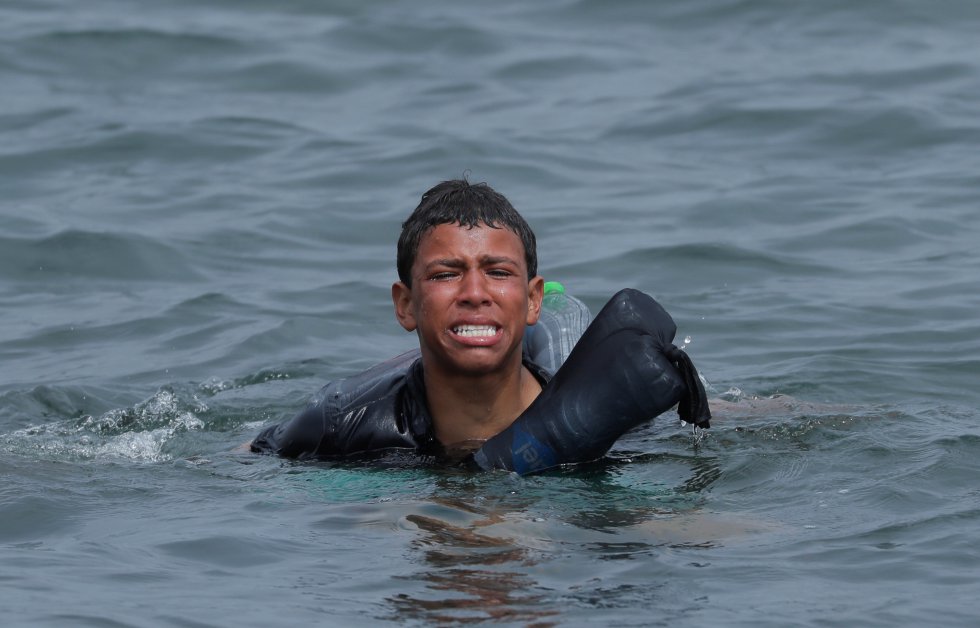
[[523, 281, 592, 373]]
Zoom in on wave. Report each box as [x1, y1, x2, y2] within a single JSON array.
[[0, 229, 203, 282], [1, 387, 208, 463], [0, 366, 312, 463]]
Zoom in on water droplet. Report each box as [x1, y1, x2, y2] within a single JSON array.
[[692, 424, 708, 446]]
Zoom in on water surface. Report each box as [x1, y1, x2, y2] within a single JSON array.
[[2, 0, 979, 625]]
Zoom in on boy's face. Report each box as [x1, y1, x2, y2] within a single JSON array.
[[392, 222, 543, 378]]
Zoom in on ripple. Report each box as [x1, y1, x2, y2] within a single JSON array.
[[813, 62, 976, 90], [12, 27, 250, 78], [494, 54, 613, 81], [219, 59, 357, 94], [0, 229, 203, 282], [0, 106, 75, 133]]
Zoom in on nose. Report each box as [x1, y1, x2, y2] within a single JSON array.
[[457, 271, 492, 307]]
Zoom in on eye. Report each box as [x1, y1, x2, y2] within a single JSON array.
[[429, 271, 457, 281], [487, 268, 512, 278]]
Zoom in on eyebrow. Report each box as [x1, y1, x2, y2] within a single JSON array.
[[423, 255, 521, 271], [480, 255, 521, 267]]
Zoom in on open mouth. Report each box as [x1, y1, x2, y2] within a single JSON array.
[[451, 324, 499, 338]]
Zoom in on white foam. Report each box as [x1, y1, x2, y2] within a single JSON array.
[[3, 389, 205, 464]]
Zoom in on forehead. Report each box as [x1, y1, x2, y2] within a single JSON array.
[[415, 222, 526, 263]]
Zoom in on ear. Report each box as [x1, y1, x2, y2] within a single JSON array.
[[525, 275, 544, 326], [392, 281, 417, 332]]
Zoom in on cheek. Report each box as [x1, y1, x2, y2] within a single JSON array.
[[415, 299, 430, 321], [419, 283, 456, 307], [414, 291, 445, 325], [505, 288, 529, 314]]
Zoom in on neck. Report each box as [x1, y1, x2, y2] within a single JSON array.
[[422, 358, 542, 448]]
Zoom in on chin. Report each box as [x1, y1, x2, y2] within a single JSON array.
[[444, 348, 517, 377], [451, 357, 510, 376]]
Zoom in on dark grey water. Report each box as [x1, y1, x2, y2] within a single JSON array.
[[2, 0, 979, 625]]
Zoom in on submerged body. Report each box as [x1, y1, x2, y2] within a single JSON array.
[[251, 289, 710, 474], [251, 181, 710, 472]]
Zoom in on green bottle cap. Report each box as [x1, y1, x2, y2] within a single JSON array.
[[543, 281, 565, 295]]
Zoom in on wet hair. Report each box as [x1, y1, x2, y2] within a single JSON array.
[[397, 179, 538, 287]]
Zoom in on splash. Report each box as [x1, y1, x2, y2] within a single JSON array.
[[3, 388, 205, 463], [691, 424, 709, 447]]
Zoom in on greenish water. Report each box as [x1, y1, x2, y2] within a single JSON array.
[[2, 0, 979, 625]]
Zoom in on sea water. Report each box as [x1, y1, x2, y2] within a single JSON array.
[[2, 0, 979, 626]]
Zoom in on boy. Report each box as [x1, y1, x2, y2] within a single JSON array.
[[251, 179, 552, 458]]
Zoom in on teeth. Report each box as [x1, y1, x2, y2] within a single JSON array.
[[453, 325, 498, 337]]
